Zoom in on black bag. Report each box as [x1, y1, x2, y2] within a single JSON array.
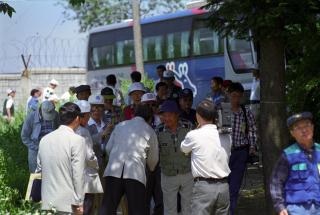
[[30, 179, 42, 202]]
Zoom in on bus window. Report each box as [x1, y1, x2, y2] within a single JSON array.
[[227, 37, 254, 73], [143, 35, 164, 61], [193, 27, 222, 55], [116, 39, 135, 65], [91, 45, 114, 68], [167, 31, 190, 59]]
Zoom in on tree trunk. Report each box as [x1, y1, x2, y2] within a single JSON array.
[[132, 0, 144, 74], [259, 38, 288, 215]]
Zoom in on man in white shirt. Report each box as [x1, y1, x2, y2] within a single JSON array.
[[181, 100, 231, 215], [43, 79, 59, 102], [3, 88, 16, 122], [36, 102, 86, 214], [99, 104, 159, 215]]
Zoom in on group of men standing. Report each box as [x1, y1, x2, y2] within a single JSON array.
[[17, 63, 319, 215]]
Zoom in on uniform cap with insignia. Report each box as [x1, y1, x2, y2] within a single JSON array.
[[88, 94, 104, 105], [287, 112, 313, 128], [179, 88, 193, 98], [159, 100, 180, 113]]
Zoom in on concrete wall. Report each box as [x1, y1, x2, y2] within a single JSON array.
[[1, 68, 86, 111]]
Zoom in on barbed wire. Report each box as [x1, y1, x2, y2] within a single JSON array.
[[0, 35, 87, 73]]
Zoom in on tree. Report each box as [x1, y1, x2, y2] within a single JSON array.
[[0, 1, 15, 17], [62, 0, 185, 32], [204, 0, 320, 214]]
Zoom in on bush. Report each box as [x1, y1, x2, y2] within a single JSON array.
[[0, 110, 41, 213]]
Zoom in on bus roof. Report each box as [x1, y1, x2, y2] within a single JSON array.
[[89, 8, 207, 34]]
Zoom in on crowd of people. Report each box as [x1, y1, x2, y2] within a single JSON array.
[[2, 63, 317, 215]]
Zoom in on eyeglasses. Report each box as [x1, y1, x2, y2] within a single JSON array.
[[292, 122, 313, 132]]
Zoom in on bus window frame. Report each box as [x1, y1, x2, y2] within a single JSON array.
[[226, 35, 254, 74]]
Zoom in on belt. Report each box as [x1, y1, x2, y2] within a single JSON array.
[[250, 100, 260, 104], [194, 177, 228, 183], [232, 145, 249, 151]]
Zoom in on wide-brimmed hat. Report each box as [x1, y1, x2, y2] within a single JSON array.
[[128, 82, 146, 95], [41, 101, 56, 121], [141, 93, 156, 103]]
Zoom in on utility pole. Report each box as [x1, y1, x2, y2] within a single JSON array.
[[132, 0, 144, 74]]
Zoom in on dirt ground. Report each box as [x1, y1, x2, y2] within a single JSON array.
[[236, 164, 266, 215]]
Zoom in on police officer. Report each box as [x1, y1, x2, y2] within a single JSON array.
[[156, 100, 194, 215], [270, 112, 320, 215]]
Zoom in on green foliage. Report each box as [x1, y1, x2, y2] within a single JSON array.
[[205, 0, 320, 41], [0, 1, 15, 17], [62, 0, 185, 32], [0, 110, 41, 213], [120, 74, 155, 97]]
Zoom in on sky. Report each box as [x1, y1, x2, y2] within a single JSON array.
[[0, 0, 87, 73]]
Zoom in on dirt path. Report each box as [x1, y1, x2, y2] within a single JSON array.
[[236, 164, 266, 215]]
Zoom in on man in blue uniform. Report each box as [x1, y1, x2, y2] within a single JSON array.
[[270, 112, 319, 215]]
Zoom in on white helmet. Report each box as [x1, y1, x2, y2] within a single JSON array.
[[88, 95, 104, 105], [76, 100, 91, 113]]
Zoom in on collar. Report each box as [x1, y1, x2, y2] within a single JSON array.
[[88, 117, 105, 128], [199, 124, 217, 129], [297, 142, 315, 154], [59, 125, 75, 133], [162, 120, 187, 133]]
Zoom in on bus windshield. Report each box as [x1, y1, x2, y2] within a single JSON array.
[[227, 37, 254, 73]]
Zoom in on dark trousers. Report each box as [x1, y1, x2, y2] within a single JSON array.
[[84, 193, 95, 215], [99, 176, 146, 215], [228, 148, 249, 215], [146, 164, 164, 215]]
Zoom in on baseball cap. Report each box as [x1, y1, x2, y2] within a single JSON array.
[[159, 100, 180, 113], [141, 93, 156, 103], [287, 112, 313, 128], [128, 82, 146, 95], [179, 88, 193, 98], [75, 85, 91, 94], [163, 70, 175, 79], [88, 95, 104, 105], [76, 100, 91, 113], [6, 88, 16, 95], [101, 87, 116, 100], [49, 79, 59, 86], [41, 101, 56, 121]]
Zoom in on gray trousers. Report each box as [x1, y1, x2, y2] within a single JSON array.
[[161, 172, 193, 215], [191, 180, 230, 215]]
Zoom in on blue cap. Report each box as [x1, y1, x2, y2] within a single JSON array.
[[287, 112, 313, 128], [159, 100, 180, 113], [179, 88, 193, 98]]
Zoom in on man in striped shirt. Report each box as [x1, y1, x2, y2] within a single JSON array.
[[228, 82, 257, 215]]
